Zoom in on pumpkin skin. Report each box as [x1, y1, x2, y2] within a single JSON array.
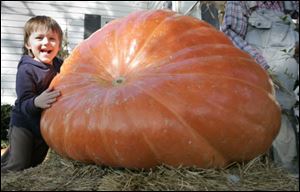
[[41, 10, 281, 169]]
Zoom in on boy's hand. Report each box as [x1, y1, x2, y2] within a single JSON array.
[[34, 88, 61, 109]]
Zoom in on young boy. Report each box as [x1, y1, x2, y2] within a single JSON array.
[[1, 16, 64, 173]]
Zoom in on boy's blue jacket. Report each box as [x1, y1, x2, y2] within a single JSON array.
[[10, 55, 63, 138]]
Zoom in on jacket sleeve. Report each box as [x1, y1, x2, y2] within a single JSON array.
[[15, 65, 42, 118], [221, 1, 270, 69]]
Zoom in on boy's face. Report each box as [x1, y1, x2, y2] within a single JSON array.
[[26, 28, 60, 64]]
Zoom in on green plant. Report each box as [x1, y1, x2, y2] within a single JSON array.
[[57, 27, 70, 60], [1, 104, 13, 140]]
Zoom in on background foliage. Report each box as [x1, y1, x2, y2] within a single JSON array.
[[1, 104, 13, 141]]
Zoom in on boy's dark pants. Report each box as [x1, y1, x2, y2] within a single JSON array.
[[1, 126, 49, 173]]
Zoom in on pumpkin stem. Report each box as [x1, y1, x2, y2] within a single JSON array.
[[113, 76, 125, 86]]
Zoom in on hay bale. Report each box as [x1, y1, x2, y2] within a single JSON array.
[[1, 150, 299, 191]]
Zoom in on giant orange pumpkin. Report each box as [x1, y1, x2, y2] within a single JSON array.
[[41, 10, 281, 169]]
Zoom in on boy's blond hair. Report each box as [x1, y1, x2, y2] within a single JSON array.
[[23, 16, 63, 56]]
